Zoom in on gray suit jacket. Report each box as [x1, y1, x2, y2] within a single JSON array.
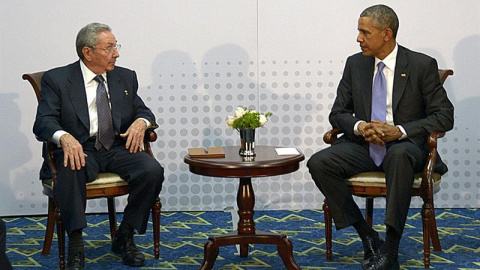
[[329, 45, 454, 173]]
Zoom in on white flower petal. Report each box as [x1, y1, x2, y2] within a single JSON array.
[[226, 116, 236, 127], [235, 107, 246, 118], [259, 115, 267, 125]]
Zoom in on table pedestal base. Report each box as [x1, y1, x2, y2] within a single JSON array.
[[199, 230, 301, 270]]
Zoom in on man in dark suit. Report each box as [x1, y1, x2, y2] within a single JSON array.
[[307, 5, 454, 270], [33, 23, 164, 270]]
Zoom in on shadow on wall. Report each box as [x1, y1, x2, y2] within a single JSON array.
[[142, 50, 201, 210], [144, 49, 200, 149], [451, 35, 480, 134], [200, 43, 256, 147], [0, 93, 33, 208]]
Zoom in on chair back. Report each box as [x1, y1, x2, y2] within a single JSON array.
[[438, 69, 453, 84], [22, 71, 45, 102]]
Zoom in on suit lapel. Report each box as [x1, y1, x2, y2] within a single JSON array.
[[67, 62, 90, 131], [393, 46, 409, 113], [107, 71, 124, 132], [362, 56, 375, 121]]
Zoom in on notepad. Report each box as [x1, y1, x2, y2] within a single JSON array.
[[188, 147, 225, 158], [275, 148, 300, 156]]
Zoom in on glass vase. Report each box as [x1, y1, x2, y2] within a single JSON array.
[[239, 128, 256, 157]]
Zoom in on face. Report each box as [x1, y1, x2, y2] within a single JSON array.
[[357, 16, 390, 59], [82, 31, 119, 74]]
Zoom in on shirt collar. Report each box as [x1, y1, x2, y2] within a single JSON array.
[[375, 43, 398, 71], [79, 60, 107, 84]]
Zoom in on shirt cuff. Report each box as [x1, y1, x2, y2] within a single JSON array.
[[52, 130, 69, 147], [396, 125, 407, 140], [354, 121, 365, 136], [139, 118, 151, 128]]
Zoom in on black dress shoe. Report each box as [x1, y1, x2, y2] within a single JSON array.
[[365, 253, 400, 270], [361, 235, 384, 269], [66, 250, 85, 270], [112, 230, 145, 267]]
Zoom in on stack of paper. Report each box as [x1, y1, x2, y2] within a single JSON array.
[[275, 148, 300, 155]]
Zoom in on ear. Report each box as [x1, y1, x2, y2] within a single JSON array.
[[383, 28, 394, 42], [82, 46, 93, 61]]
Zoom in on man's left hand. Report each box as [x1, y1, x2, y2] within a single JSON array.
[[371, 120, 403, 142], [120, 119, 147, 153]]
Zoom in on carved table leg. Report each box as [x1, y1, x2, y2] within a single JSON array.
[[199, 177, 301, 270], [238, 177, 255, 257], [277, 234, 302, 270], [198, 238, 219, 270]]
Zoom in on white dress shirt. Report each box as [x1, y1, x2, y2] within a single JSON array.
[[354, 44, 407, 139]]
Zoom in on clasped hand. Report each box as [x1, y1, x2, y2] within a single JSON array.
[[358, 120, 402, 146], [60, 119, 147, 170]]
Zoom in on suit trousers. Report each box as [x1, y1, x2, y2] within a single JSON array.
[[307, 137, 427, 235], [54, 137, 164, 235]]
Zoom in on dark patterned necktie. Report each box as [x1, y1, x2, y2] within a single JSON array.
[[94, 75, 115, 150], [369, 62, 387, 166]]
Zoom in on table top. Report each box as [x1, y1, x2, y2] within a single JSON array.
[[184, 146, 305, 178]]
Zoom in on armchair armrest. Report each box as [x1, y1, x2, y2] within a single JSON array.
[[421, 132, 445, 194], [323, 128, 342, 144], [144, 128, 158, 157]]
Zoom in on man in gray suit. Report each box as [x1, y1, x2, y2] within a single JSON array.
[[307, 5, 454, 270], [33, 23, 164, 270]]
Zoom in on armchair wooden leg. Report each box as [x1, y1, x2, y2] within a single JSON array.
[[323, 199, 332, 261], [430, 205, 442, 251], [152, 197, 161, 259], [56, 207, 66, 270], [42, 197, 56, 255], [422, 202, 433, 269], [107, 198, 117, 239]]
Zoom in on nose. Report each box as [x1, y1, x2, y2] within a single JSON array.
[[113, 49, 120, 58], [357, 32, 363, 43]]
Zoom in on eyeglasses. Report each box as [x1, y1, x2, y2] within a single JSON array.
[[91, 43, 121, 54]]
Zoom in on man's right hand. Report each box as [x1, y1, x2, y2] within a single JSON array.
[[59, 134, 87, 170], [358, 121, 385, 146]]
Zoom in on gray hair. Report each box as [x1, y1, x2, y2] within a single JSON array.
[[75, 22, 111, 59], [360, 4, 399, 38]]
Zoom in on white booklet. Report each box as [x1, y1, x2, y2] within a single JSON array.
[[275, 147, 300, 155]]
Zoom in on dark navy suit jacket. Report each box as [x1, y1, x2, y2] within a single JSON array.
[[33, 61, 156, 178], [34, 61, 155, 143], [329, 45, 454, 173]]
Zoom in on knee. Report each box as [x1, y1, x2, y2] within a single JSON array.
[[307, 151, 330, 173], [145, 159, 165, 188], [384, 144, 420, 170], [385, 145, 412, 163]]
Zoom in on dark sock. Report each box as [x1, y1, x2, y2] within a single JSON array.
[[119, 222, 134, 236], [353, 219, 378, 241], [380, 226, 400, 259], [68, 229, 84, 254]]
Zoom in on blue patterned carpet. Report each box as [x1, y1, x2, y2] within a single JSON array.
[[4, 208, 480, 269]]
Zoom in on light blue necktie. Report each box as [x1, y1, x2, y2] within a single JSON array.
[[94, 75, 115, 150], [369, 62, 387, 166]]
